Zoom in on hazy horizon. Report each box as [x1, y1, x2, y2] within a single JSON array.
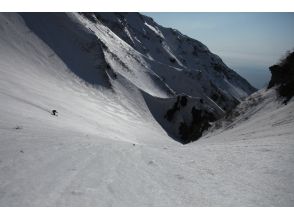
[[143, 12, 294, 89]]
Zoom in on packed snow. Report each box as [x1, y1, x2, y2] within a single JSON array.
[[0, 13, 293, 206]]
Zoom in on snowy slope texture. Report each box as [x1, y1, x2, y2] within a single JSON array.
[[0, 13, 294, 206]]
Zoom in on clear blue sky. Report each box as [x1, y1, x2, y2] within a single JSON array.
[[143, 13, 294, 88]]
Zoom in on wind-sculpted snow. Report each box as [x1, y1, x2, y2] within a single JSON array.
[[1, 13, 293, 206]]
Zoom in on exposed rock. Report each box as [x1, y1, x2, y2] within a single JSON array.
[[179, 107, 217, 144], [268, 51, 294, 104], [163, 95, 219, 143]]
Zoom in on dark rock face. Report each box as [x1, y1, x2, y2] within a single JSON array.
[[169, 57, 176, 63], [180, 95, 188, 107], [268, 65, 285, 88], [279, 81, 294, 104], [164, 95, 189, 122], [164, 96, 181, 121], [164, 95, 217, 144], [268, 51, 294, 104], [179, 107, 216, 144]]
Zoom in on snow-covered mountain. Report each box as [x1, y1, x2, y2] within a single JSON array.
[[14, 12, 255, 143], [0, 13, 293, 206]]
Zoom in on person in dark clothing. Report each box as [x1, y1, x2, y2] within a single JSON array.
[[51, 110, 58, 116]]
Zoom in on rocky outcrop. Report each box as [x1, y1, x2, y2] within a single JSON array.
[[268, 51, 294, 104], [178, 106, 217, 143], [144, 93, 223, 144]]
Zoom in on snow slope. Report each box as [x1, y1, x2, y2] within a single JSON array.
[[0, 13, 293, 206]]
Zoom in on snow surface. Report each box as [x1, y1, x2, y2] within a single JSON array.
[[0, 13, 293, 206]]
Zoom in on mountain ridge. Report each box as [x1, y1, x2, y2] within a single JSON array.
[[17, 12, 256, 142]]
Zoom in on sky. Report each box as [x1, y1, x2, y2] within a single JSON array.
[[143, 13, 294, 88]]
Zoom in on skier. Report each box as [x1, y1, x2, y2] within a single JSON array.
[[51, 110, 58, 116]]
